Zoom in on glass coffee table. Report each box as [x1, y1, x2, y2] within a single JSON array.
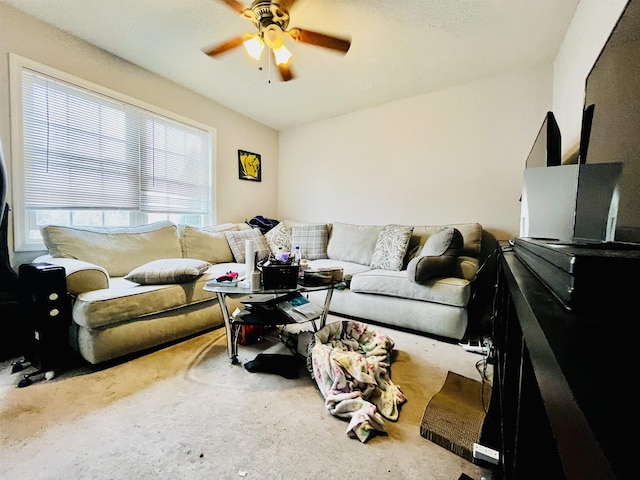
[[203, 281, 345, 364]]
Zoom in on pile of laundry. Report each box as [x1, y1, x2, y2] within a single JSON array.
[[309, 320, 407, 442]]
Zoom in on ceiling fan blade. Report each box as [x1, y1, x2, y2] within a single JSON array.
[[277, 62, 295, 82], [288, 28, 351, 54], [270, 49, 295, 81], [218, 0, 247, 15], [203, 34, 252, 57]]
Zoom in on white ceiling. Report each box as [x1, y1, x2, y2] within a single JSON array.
[[2, 0, 580, 130]]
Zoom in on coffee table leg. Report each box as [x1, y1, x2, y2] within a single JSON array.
[[216, 292, 239, 364], [319, 288, 334, 330]]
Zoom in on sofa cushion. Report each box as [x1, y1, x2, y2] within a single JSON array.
[[124, 258, 211, 285], [265, 222, 292, 253], [224, 229, 271, 262], [73, 262, 241, 329], [370, 225, 414, 271], [178, 225, 235, 264], [350, 269, 471, 307], [407, 227, 464, 283], [291, 224, 328, 260], [40, 221, 182, 277], [327, 223, 384, 265]]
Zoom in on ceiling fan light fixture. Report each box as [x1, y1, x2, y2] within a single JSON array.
[[273, 44, 292, 65], [243, 35, 264, 60], [206, 0, 351, 81]]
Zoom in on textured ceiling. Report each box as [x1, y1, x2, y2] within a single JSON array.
[[1, 0, 580, 130]]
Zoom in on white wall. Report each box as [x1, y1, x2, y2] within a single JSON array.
[[0, 3, 279, 264], [278, 0, 628, 241], [553, 0, 628, 163], [279, 68, 552, 240]]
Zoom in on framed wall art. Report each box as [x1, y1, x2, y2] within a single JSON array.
[[238, 150, 261, 182]]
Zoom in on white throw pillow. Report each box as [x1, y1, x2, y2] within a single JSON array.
[[370, 225, 414, 271], [264, 222, 292, 253]]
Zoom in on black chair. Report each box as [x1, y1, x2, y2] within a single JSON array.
[[0, 137, 22, 361]]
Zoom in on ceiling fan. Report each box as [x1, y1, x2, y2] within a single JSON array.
[[203, 0, 351, 81]]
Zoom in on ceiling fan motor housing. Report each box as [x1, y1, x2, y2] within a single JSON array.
[[248, 0, 290, 48]]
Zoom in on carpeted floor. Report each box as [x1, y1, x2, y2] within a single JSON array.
[[0, 317, 494, 480]]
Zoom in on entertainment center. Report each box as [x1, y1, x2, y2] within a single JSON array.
[[516, 0, 640, 313], [486, 2, 639, 478]]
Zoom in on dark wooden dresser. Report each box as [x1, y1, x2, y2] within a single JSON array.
[[485, 245, 633, 479]]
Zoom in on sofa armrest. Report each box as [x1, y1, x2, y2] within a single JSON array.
[[33, 255, 110, 296]]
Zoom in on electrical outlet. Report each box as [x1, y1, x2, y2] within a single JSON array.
[[472, 443, 500, 465]]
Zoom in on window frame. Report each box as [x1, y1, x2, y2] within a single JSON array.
[[9, 53, 216, 252]]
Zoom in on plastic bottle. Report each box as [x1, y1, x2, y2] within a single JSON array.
[[293, 245, 301, 265]]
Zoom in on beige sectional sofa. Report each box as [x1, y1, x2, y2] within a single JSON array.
[[279, 221, 496, 340], [35, 219, 496, 365]]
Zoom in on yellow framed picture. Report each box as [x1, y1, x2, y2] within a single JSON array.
[[238, 150, 261, 182]]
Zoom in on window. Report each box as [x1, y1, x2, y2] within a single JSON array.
[[10, 54, 214, 251]]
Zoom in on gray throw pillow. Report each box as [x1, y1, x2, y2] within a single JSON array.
[[291, 224, 328, 260], [224, 229, 271, 263], [421, 227, 463, 256], [407, 227, 463, 283]]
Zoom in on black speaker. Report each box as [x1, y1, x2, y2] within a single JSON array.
[[14, 262, 73, 385]]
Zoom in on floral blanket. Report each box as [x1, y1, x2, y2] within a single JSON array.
[[309, 321, 407, 442]]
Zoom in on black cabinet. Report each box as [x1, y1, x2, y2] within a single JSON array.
[[487, 247, 628, 479]]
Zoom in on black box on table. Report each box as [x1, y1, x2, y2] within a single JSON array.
[[262, 264, 299, 290]]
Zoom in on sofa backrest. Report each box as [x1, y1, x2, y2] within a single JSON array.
[[41, 221, 182, 277], [407, 223, 482, 260]]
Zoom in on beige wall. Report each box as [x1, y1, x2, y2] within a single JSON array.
[[278, 0, 627, 241], [279, 68, 552, 240], [0, 4, 279, 265]]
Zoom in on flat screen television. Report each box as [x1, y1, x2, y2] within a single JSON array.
[[577, 103, 595, 165], [582, 0, 640, 244], [525, 111, 561, 168]]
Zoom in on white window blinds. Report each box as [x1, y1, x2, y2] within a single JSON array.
[[21, 68, 211, 214]]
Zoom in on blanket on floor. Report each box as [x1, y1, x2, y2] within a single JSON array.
[[309, 321, 407, 442]]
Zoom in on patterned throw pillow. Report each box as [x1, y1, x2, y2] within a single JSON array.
[[224, 229, 271, 263], [264, 222, 292, 253], [291, 224, 329, 260], [370, 225, 414, 271], [124, 258, 211, 284]]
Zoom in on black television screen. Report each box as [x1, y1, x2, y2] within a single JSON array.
[[525, 111, 561, 169], [577, 103, 595, 165], [583, 0, 640, 243]]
